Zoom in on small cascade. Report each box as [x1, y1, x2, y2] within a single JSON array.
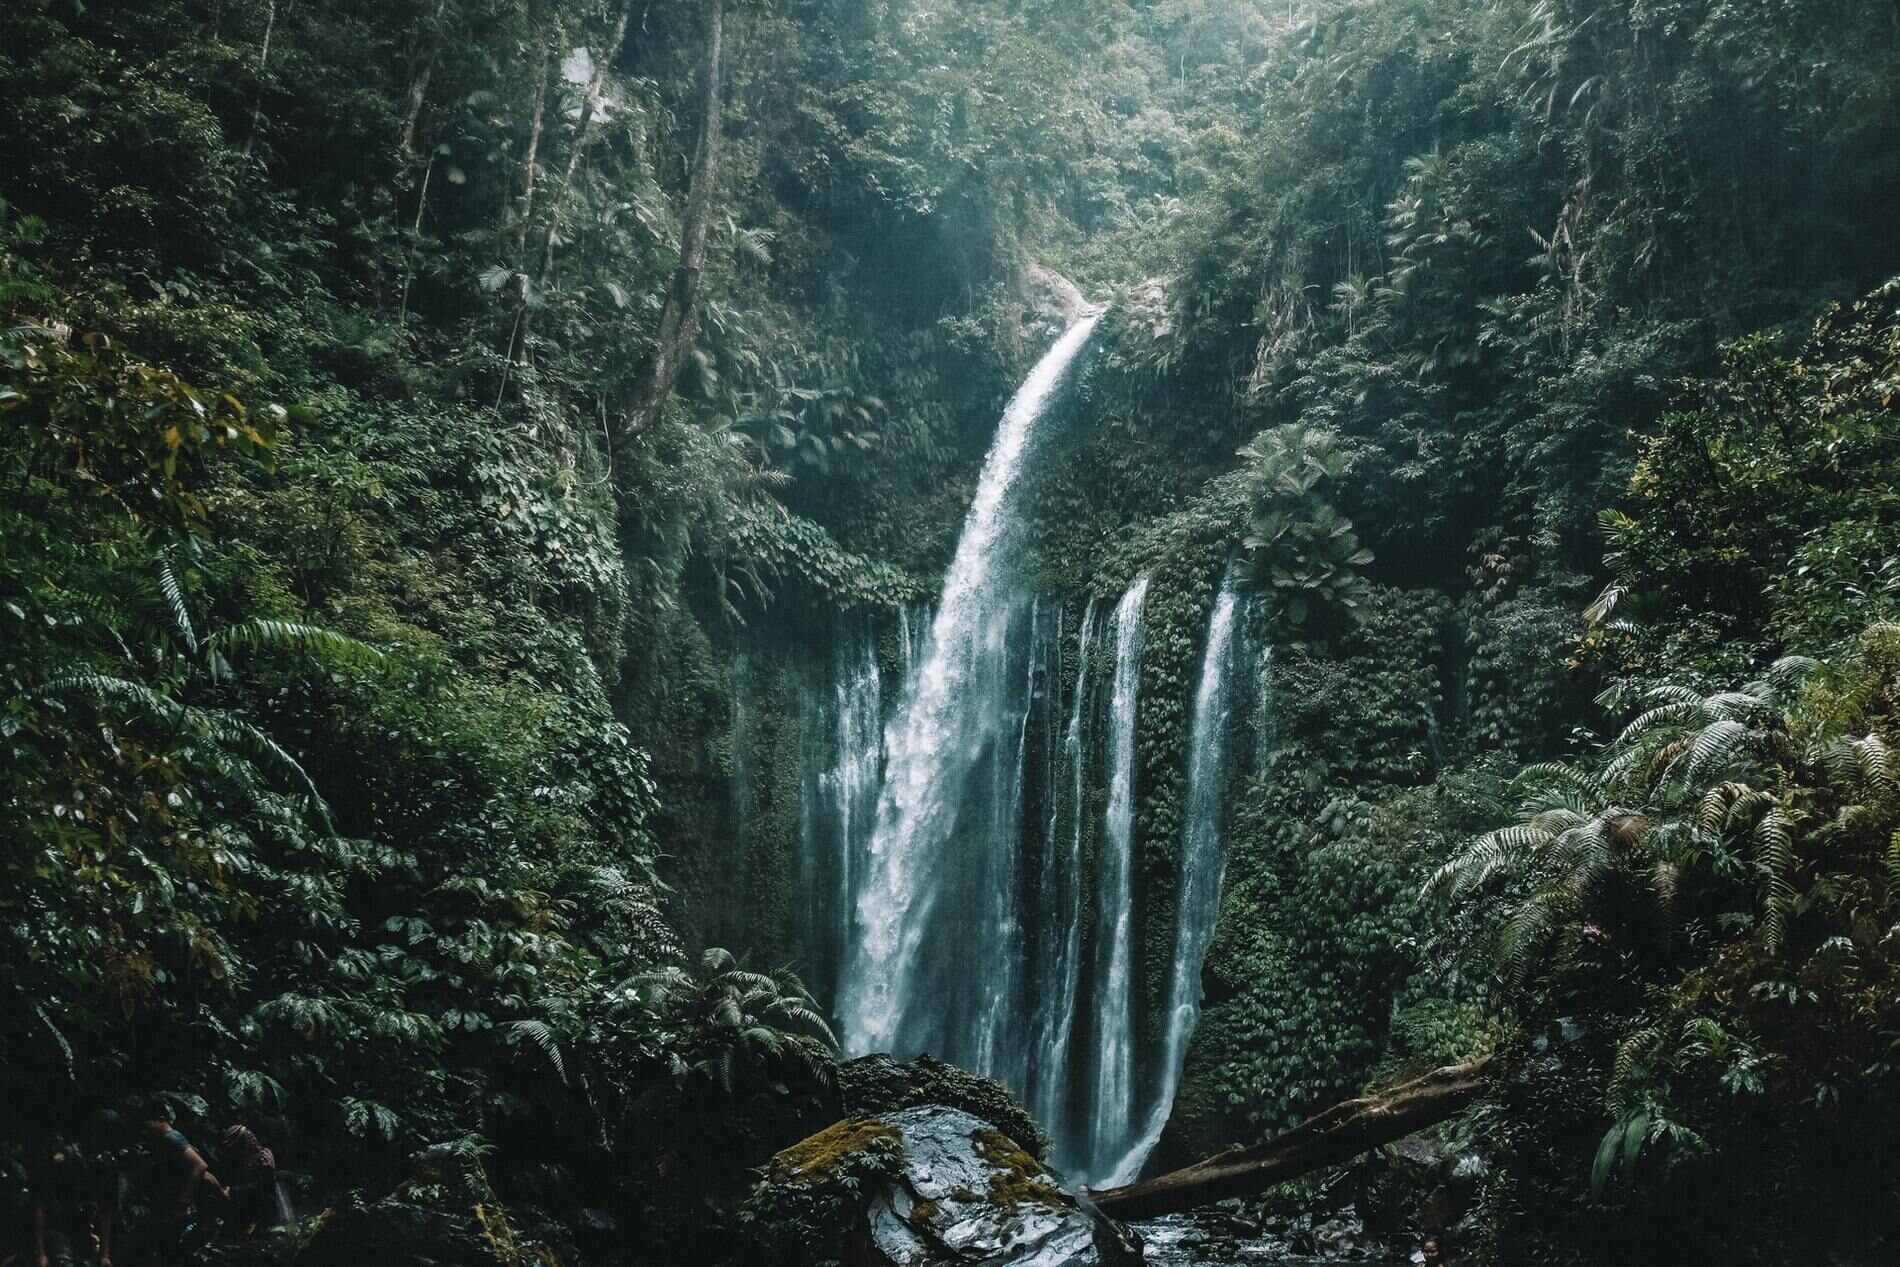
[[1106, 571, 1243, 1184], [1087, 574, 1152, 1178], [798, 621, 885, 1006], [841, 313, 1104, 1066], [1031, 596, 1099, 1157]]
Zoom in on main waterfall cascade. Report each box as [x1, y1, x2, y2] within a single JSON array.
[[780, 313, 1251, 1183], [838, 312, 1104, 1072]]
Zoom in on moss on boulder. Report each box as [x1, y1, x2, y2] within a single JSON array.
[[838, 1053, 1050, 1160]]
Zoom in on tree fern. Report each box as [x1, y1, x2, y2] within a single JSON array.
[[1679, 718, 1753, 784]]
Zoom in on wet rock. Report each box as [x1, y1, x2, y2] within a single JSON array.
[[1124, 277, 1174, 341], [573, 1206, 617, 1256], [1312, 1212, 1364, 1256], [839, 1053, 1049, 1160], [1355, 1135, 1449, 1237], [744, 1106, 1142, 1267], [1022, 263, 1093, 325]]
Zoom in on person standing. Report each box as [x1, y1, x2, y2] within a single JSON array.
[[120, 1122, 225, 1267], [214, 1128, 279, 1236]]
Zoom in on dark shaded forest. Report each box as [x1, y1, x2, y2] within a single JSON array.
[[4, 0, 1899, 1264]]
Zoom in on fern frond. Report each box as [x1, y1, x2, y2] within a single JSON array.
[[1703, 690, 1772, 723], [1614, 699, 1705, 750], [1853, 735, 1897, 801], [771, 966, 816, 1000], [721, 969, 778, 994], [1755, 808, 1798, 954], [206, 619, 386, 670], [1650, 861, 1680, 929], [1680, 718, 1752, 784], [770, 1002, 838, 1048], [37, 672, 183, 722], [508, 1019, 568, 1083], [797, 1038, 838, 1091], [1497, 894, 1561, 991], [158, 559, 198, 655], [740, 1025, 785, 1058], [1609, 1024, 1665, 1118], [1766, 655, 1820, 699], [1519, 761, 1599, 794], [197, 711, 335, 832], [1428, 829, 1538, 901]]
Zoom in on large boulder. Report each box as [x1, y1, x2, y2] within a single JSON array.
[[740, 1106, 1143, 1267], [1021, 263, 1094, 326], [838, 1054, 1049, 1160]]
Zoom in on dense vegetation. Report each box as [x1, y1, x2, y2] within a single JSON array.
[[4, 0, 1899, 1263]]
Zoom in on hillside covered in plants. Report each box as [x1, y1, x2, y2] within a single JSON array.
[[4, 0, 1899, 1264]]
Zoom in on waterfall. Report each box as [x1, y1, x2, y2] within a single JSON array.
[[840, 312, 1104, 1068], [1031, 596, 1098, 1157], [1087, 574, 1151, 1178], [789, 310, 1243, 1181], [1104, 572, 1243, 1184], [794, 624, 880, 1005]]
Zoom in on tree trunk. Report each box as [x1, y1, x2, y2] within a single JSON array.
[[241, 0, 281, 159], [399, 0, 453, 158], [622, 0, 724, 440], [536, 0, 635, 287], [510, 0, 635, 369], [1089, 1055, 1492, 1221], [515, 30, 554, 259]]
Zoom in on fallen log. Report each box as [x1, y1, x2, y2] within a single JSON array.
[[1089, 1054, 1492, 1220]]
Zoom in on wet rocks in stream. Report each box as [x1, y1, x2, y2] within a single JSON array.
[[741, 1106, 1141, 1266]]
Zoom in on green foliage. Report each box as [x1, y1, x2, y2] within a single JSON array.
[[1434, 276, 1900, 1251], [1584, 281, 1900, 675], [1239, 423, 1374, 631]]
